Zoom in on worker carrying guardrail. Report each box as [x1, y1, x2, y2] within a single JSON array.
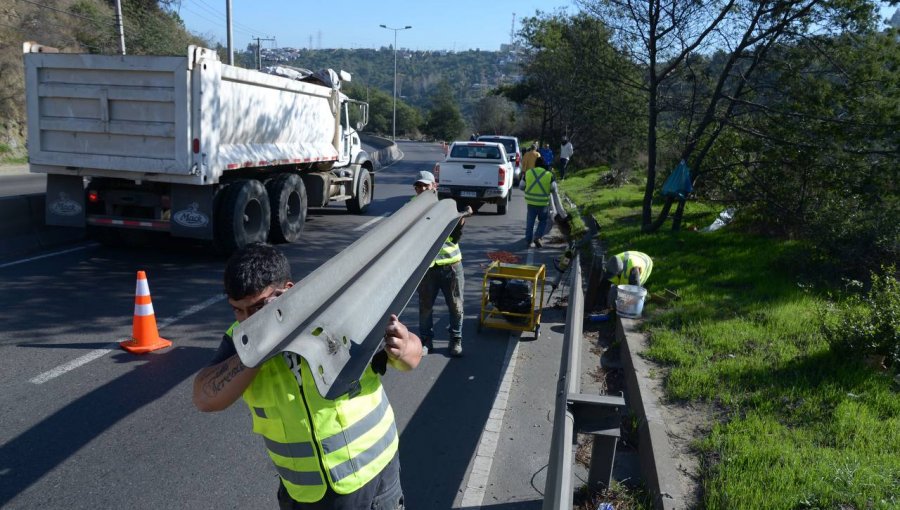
[[601, 251, 654, 309], [413, 170, 472, 357], [192, 243, 422, 509]]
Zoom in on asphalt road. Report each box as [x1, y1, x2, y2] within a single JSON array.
[[0, 141, 566, 509]]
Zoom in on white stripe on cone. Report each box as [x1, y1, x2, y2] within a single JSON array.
[[135, 278, 150, 296], [134, 303, 154, 317]]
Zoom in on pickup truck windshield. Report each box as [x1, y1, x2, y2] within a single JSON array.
[[450, 145, 502, 159]]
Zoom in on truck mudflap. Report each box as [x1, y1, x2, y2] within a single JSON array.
[[170, 184, 215, 240], [45, 174, 86, 227], [231, 192, 462, 399]]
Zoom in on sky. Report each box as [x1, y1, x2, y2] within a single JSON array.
[[174, 0, 576, 52], [174, 1, 899, 53]]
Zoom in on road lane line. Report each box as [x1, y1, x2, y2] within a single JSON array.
[[459, 332, 521, 509], [353, 214, 389, 231], [29, 294, 226, 384], [0, 244, 99, 269]]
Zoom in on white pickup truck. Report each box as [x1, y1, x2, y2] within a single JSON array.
[[433, 141, 514, 214]]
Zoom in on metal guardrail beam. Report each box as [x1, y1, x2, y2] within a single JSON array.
[[542, 252, 582, 510], [231, 191, 461, 399]]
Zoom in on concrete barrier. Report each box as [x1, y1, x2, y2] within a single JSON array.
[[360, 134, 404, 170], [0, 193, 85, 260]]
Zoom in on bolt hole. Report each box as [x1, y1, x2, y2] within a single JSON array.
[[318, 365, 324, 375], [312, 327, 323, 336], [342, 336, 348, 345], [241, 334, 249, 346], [275, 309, 283, 321]]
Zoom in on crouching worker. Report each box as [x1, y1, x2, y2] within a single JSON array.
[[193, 242, 422, 510], [602, 251, 653, 310]]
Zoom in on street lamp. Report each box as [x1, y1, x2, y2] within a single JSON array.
[[379, 24, 412, 141]]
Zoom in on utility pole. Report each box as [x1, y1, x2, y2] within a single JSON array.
[[226, 0, 233, 64], [253, 36, 276, 71], [379, 24, 412, 141], [114, 0, 126, 55]]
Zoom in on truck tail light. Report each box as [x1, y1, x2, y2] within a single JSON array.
[[192, 138, 200, 154], [433, 163, 440, 182], [498, 166, 506, 186], [516, 152, 521, 167], [88, 190, 100, 203]]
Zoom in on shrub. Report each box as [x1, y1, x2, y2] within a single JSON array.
[[821, 267, 900, 370]]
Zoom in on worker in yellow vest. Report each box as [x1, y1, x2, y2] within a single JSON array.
[[523, 156, 556, 248], [602, 251, 653, 309], [413, 170, 471, 357], [193, 243, 422, 509]]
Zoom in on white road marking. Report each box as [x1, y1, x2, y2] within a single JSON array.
[[0, 243, 99, 269], [353, 214, 389, 231], [457, 248, 536, 508], [29, 294, 225, 384], [458, 332, 521, 509]]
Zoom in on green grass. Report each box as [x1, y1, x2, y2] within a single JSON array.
[[0, 143, 26, 165], [560, 166, 900, 509]]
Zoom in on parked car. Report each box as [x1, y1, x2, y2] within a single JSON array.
[[477, 135, 521, 186], [433, 141, 514, 214]]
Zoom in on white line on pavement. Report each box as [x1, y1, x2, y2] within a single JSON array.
[[29, 294, 226, 385], [353, 214, 389, 231], [458, 332, 522, 509], [457, 246, 535, 508], [0, 243, 99, 269]]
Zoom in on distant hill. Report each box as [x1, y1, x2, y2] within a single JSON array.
[[253, 46, 521, 119]]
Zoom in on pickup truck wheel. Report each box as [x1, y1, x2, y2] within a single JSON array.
[[266, 173, 307, 244], [346, 171, 372, 214], [497, 193, 509, 215], [216, 179, 271, 253]]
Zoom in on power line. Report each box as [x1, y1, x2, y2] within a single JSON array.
[[179, 4, 257, 38], [189, 0, 269, 36]]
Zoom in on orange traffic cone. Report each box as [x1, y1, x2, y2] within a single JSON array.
[[120, 271, 172, 354]]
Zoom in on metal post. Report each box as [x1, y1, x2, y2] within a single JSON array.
[[379, 25, 411, 141], [114, 0, 126, 55], [226, 0, 234, 64], [253, 37, 276, 71]]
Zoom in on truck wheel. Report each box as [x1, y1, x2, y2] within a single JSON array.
[[266, 173, 307, 244], [497, 193, 509, 215], [346, 171, 372, 214], [215, 179, 271, 253]]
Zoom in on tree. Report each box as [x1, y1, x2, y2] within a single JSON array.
[[423, 82, 465, 142], [472, 95, 517, 135], [578, 0, 886, 232]]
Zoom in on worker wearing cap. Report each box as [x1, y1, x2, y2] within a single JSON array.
[[602, 251, 653, 309], [413, 170, 470, 357]]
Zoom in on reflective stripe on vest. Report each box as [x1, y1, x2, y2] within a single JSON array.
[[524, 167, 552, 206], [610, 251, 653, 286], [433, 239, 462, 267], [230, 323, 398, 501]]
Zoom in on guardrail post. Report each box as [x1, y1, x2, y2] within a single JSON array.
[[568, 393, 626, 491]]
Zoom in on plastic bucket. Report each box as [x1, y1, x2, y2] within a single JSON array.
[[615, 285, 647, 318]]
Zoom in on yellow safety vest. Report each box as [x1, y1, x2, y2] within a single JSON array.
[[524, 167, 552, 206], [610, 251, 653, 286], [432, 239, 462, 267], [228, 324, 399, 503]]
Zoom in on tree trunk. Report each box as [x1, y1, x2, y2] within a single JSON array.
[[645, 195, 674, 232], [671, 198, 686, 231]]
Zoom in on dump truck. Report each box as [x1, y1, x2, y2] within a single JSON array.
[[23, 43, 373, 251]]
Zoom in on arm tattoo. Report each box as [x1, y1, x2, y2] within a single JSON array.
[[202, 358, 245, 398]]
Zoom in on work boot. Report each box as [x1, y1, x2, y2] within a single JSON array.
[[449, 339, 463, 357], [533, 238, 543, 248], [422, 338, 433, 356]]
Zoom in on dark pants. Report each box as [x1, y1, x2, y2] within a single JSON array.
[[559, 158, 569, 179], [277, 453, 404, 510], [417, 261, 465, 341]]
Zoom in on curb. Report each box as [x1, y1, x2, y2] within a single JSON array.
[[359, 134, 404, 170], [618, 317, 684, 510]]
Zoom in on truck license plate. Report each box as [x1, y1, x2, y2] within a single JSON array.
[[460, 191, 477, 198]]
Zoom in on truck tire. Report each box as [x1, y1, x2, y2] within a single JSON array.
[[346, 170, 372, 214], [215, 179, 271, 253], [497, 192, 509, 215], [266, 173, 307, 244]]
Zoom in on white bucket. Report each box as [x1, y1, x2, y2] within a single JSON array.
[[615, 285, 647, 318]]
